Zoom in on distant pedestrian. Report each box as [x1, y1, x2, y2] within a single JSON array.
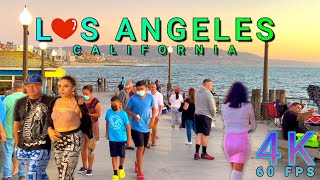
[[119, 81, 135, 150], [2, 81, 26, 180], [118, 82, 124, 91], [119, 81, 133, 111], [147, 83, 164, 147], [169, 88, 183, 128], [0, 97, 6, 128], [105, 96, 131, 180], [183, 88, 197, 145], [97, 78, 102, 92], [126, 80, 156, 180], [222, 82, 256, 180], [78, 84, 101, 176], [155, 80, 161, 92], [129, 85, 136, 97], [0, 98, 7, 175], [194, 79, 216, 160], [121, 77, 126, 85]]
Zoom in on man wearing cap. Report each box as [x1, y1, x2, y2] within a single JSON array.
[[2, 81, 26, 180], [194, 79, 216, 160], [13, 76, 55, 180]]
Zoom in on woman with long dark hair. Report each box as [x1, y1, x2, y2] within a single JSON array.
[[48, 76, 95, 180], [169, 88, 183, 128], [183, 88, 197, 145], [222, 82, 256, 180]]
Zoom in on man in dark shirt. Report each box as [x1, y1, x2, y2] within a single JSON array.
[[14, 76, 55, 180], [97, 78, 102, 92], [118, 82, 124, 91], [282, 102, 314, 140]]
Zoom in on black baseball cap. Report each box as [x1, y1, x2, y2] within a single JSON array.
[[25, 75, 42, 85]]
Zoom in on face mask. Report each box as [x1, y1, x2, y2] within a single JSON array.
[[111, 105, 118, 111], [137, 90, 145, 97], [83, 95, 90, 101]]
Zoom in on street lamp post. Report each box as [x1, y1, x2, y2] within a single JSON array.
[[19, 6, 32, 81], [262, 41, 269, 103], [39, 42, 48, 88], [52, 49, 57, 62], [167, 46, 173, 99], [262, 32, 269, 119]]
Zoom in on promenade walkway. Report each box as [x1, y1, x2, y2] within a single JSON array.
[[6, 92, 320, 180]]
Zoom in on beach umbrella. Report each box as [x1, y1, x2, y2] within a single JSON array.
[[307, 85, 320, 106]]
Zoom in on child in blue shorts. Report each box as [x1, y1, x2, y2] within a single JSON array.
[[105, 96, 131, 180]]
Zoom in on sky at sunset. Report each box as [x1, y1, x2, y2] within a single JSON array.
[[0, 0, 319, 62]]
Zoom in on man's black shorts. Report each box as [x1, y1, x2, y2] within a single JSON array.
[[195, 114, 212, 136], [131, 129, 150, 147], [109, 141, 126, 158]]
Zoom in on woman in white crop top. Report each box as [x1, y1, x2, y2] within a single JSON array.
[[221, 82, 256, 180]]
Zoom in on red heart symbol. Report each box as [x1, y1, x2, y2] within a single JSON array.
[[51, 18, 77, 39]]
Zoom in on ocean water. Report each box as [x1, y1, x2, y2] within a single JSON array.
[[64, 65, 320, 100]]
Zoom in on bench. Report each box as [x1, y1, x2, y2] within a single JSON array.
[[273, 130, 320, 159]]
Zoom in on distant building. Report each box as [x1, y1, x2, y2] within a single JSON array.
[[65, 50, 72, 56], [0, 41, 4, 50], [66, 55, 76, 62], [15, 44, 34, 52], [56, 48, 66, 60], [4, 42, 15, 50], [0, 51, 66, 95]]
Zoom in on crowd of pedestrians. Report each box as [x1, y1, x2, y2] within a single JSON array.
[[2, 75, 319, 180]]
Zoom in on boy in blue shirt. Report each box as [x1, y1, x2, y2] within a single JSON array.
[[105, 96, 131, 180], [126, 80, 156, 180]]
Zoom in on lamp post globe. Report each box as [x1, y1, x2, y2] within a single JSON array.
[[39, 42, 48, 50], [20, 6, 32, 82], [19, 7, 32, 25], [261, 31, 268, 37], [52, 49, 57, 56], [52, 49, 57, 62], [167, 46, 173, 99], [168, 46, 173, 54]]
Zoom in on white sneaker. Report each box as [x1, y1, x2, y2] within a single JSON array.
[[185, 142, 192, 145]]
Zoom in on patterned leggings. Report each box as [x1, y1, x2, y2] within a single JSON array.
[[16, 148, 50, 180], [53, 129, 82, 180]]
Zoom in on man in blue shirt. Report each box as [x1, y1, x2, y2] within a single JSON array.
[[0, 95, 7, 175], [0, 98, 6, 126], [126, 80, 156, 180], [121, 77, 126, 85]]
